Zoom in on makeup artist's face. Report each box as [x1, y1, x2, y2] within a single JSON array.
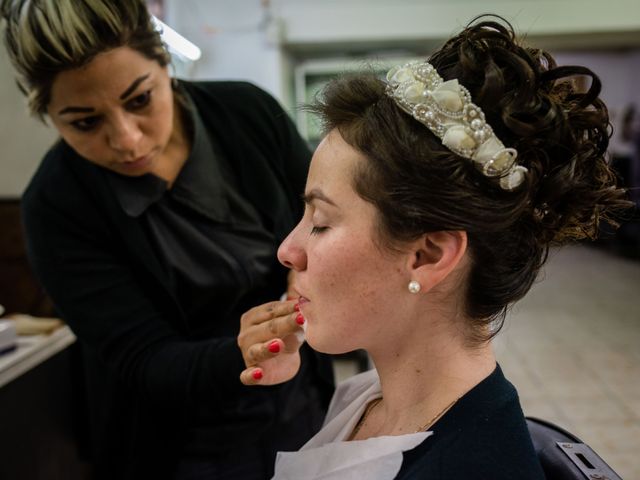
[[47, 46, 176, 177], [278, 129, 412, 354]]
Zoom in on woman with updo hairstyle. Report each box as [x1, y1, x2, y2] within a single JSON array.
[[1, 0, 334, 479], [237, 16, 630, 479]]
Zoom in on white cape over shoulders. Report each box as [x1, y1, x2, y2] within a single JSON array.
[[272, 369, 432, 480]]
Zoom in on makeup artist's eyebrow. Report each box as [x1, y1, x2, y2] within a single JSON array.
[[302, 189, 337, 207], [58, 106, 95, 115], [58, 74, 152, 115], [120, 73, 150, 99]]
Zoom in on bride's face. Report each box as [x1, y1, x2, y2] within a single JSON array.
[[278, 129, 412, 354]]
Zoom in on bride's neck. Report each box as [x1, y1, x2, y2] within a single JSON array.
[[362, 317, 497, 436], [374, 342, 496, 412]]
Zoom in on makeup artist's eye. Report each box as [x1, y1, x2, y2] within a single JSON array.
[[311, 226, 328, 236], [71, 116, 101, 132], [126, 90, 152, 110]]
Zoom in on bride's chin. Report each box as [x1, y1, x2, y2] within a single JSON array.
[[306, 334, 353, 356]]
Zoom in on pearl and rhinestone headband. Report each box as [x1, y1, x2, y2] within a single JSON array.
[[385, 61, 527, 191]]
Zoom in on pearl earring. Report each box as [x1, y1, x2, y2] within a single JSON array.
[[408, 280, 421, 293]]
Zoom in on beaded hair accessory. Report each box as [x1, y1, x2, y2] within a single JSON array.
[[385, 61, 527, 190]]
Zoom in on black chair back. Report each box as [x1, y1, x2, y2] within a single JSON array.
[[526, 417, 623, 480]]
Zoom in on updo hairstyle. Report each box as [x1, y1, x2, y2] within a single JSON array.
[[309, 16, 630, 343]]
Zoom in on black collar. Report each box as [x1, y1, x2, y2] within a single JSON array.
[[108, 84, 228, 221]]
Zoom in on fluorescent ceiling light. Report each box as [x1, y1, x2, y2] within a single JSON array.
[[152, 16, 202, 61]]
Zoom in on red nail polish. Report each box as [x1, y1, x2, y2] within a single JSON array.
[[296, 313, 305, 325], [294, 303, 300, 312], [268, 341, 280, 353], [252, 369, 263, 380]]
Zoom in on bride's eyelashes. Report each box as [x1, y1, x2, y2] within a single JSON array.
[[311, 226, 329, 235]]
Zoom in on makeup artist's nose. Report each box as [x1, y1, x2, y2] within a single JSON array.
[[107, 113, 142, 154]]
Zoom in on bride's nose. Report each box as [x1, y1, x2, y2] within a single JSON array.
[[277, 223, 307, 272]]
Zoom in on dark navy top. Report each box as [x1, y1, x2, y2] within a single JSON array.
[[396, 365, 545, 479]]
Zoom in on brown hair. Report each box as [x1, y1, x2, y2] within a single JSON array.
[[1, 0, 170, 120], [309, 16, 631, 343]]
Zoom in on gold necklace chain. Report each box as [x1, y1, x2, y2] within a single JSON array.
[[416, 397, 460, 432], [349, 395, 460, 440], [349, 397, 382, 440]]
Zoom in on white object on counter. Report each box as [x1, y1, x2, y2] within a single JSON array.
[[0, 320, 17, 355], [0, 325, 76, 389]]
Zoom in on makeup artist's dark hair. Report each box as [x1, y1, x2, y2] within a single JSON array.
[[1, 0, 170, 120]]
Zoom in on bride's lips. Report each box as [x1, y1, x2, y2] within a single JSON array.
[[296, 296, 310, 334]]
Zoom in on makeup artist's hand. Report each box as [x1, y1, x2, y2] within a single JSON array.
[[238, 300, 305, 386]]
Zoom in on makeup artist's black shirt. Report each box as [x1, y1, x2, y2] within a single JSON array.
[[23, 80, 335, 479], [107, 90, 277, 339]]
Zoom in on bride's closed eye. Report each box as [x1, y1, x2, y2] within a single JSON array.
[[311, 226, 328, 235]]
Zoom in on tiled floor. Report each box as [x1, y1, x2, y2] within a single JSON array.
[[333, 244, 640, 479], [496, 244, 640, 479]]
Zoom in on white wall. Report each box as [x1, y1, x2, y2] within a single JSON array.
[[165, 1, 640, 108], [165, 0, 288, 101], [1, 0, 639, 196], [275, 0, 640, 46], [0, 46, 58, 198], [165, 0, 640, 146]]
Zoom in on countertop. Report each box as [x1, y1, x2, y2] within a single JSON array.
[[0, 325, 76, 388]]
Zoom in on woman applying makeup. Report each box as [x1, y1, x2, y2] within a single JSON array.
[[1, 1, 333, 478]]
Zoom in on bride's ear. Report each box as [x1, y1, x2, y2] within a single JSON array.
[[406, 231, 468, 293]]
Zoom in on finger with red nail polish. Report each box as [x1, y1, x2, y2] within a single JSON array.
[[295, 313, 305, 325], [268, 340, 281, 354]]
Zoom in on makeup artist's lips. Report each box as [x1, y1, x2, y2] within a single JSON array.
[[119, 153, 153, 172]]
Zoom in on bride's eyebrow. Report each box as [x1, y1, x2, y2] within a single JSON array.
[[302, 189, 337, 207]]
